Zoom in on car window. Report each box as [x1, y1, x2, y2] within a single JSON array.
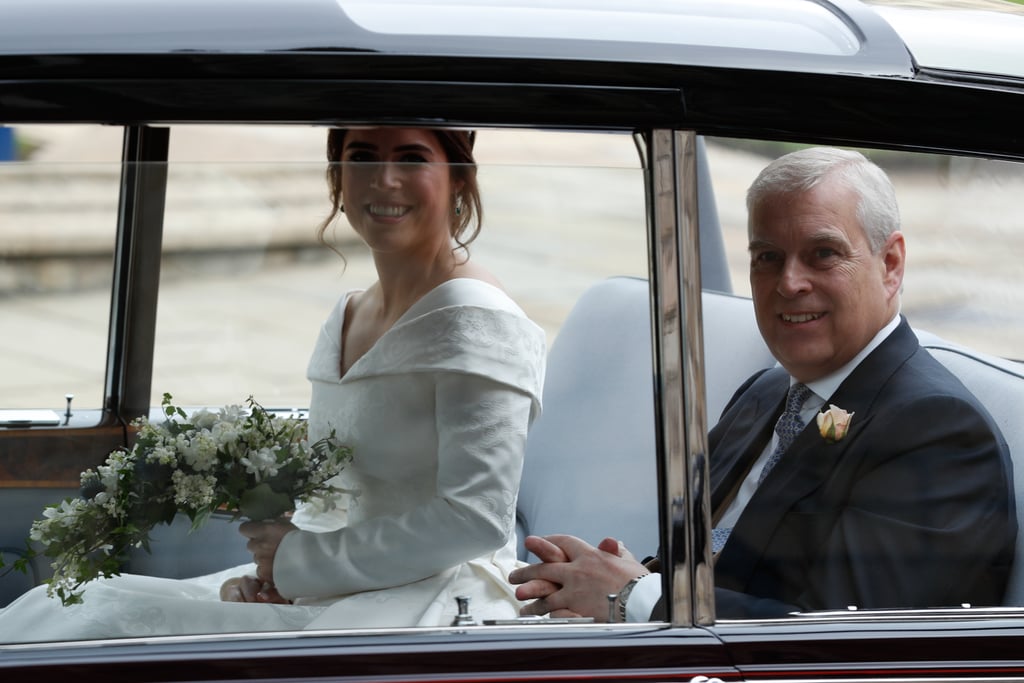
[[153, 126, 647, 406], [705, 139, 1024, 361], [699, 137, 1024, 620], [152, 126, 337, 408], [1, 125, 657, 642], [0, 125, 121, 414], [8, 125, 1022, 643]]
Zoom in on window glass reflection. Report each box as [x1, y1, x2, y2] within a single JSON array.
[[700, 140, 1023, 618], [0, 125, 120, 411], [0, 126, 654, 643]]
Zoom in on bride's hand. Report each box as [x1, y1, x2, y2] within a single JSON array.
[[220, 575, 260, 602], [220, 575, 291, 604], [239, 518, 298, 588]]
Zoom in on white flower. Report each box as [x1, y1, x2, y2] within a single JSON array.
[[171, 470, 216, 509], [190, 408, 218, 430], [241, 446, 281, 479], [219, 404, 247, 424], [133, 419, 164, 442], [211, 421, 241, 446], [147, 445, 177, 466], [176, 431, 218, 471]]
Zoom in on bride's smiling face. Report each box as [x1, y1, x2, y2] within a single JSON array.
[[340, 128, 461, 254]]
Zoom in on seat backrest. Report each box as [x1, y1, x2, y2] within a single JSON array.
[[124, 513, 253, 579], [914, 329, 1024, 606], [516, 277, 774, 559], [0, 487, 79, 606]]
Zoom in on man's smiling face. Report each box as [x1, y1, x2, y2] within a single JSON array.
[[748, 176, 905, 383]]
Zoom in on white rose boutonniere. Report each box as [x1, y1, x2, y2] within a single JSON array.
[[816, 404, 854, 443]]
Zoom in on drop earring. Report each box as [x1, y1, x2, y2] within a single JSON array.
[[454, 196, 463, 216]]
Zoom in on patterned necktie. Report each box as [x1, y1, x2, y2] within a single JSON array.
[[758, 382, 813, 484], [712, 382, 812, 554]]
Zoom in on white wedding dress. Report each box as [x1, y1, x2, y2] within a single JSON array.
[[0, 278, 545, 642]]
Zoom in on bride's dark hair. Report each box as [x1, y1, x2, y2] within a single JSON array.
[[316, 128, 483, 254]]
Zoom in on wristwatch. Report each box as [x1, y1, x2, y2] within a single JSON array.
[[613, 574, 648, 623]]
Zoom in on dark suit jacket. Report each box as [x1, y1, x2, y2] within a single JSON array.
[[706, 318, 1016, 618]]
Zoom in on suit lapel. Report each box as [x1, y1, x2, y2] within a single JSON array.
[[709, 369, 788, 513]]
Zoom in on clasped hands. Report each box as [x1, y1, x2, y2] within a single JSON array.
[[508, 534, 649, 621], [219, 518, 297, 604], [217, 524, 652, 617]]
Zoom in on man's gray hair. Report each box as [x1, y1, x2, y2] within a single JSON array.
[[746, 146, 900, 253]]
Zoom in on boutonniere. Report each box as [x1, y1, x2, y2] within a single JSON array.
[[816, 404, 854, 443]]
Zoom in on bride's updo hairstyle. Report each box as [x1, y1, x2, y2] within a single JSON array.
[[318, 128, 483, 254]]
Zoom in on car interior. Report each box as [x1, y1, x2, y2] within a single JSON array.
[[516, 136, 1024, 609], [518, 274, 1024, 608]]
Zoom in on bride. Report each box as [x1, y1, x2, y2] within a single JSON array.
[[0, 127, 546, 641]]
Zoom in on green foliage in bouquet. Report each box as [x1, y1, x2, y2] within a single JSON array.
[[28, 394, 351, 606]]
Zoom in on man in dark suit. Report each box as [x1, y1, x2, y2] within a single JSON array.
[[509, 147, 1016, 620]]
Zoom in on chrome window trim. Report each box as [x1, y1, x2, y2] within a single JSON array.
[[717, 605, 1024, 626], [649, 129, 713, 626]]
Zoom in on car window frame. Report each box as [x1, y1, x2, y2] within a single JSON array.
[[687, 131, 1024, 632], [647, 128, 713, 627]]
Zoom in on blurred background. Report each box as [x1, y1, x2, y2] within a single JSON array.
[[2, 125, 1021, 411]]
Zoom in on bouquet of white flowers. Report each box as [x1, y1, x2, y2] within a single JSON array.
[[28, 393, 352, 606]]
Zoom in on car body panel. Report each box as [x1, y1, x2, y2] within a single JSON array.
[[2, 0, 912, 76], [871, 0, 1024, 80]]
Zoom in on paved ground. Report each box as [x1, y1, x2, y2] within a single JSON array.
[[2, 125, 1022, 411]]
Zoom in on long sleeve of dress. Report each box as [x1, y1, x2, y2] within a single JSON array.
[[274, 375, 534, 599]]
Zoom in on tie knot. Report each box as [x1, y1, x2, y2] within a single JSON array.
[[786, 383, 812, 413], [759, 383, 813, 485]]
